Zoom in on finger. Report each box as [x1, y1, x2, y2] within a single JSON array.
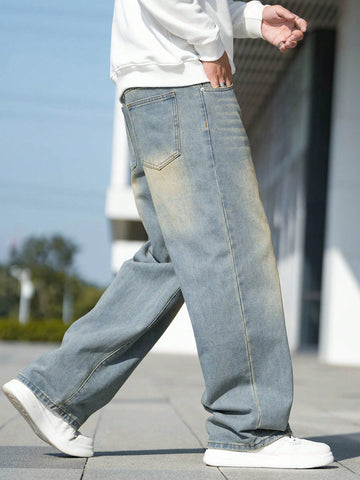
[[285, 39, 298, 49], [217, 77, 232, 87], [295, 16, 307, 33], [222, 72, 233, 86], [277, 41, 287, 53], [290, 30, 304, 42], [207, 75, 220, 87], [274, 5, 296, 22]]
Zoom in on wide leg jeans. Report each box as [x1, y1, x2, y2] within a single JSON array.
[[19, 83, 293, 451]]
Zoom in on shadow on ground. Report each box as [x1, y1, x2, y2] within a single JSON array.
[[47, 447, 205, 458], [308, 433, 360, 461]]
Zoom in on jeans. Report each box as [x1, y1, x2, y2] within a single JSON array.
[[19, 82, 293, 451]]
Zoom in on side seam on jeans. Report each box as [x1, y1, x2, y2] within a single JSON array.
[[199, 88, 262, 429]]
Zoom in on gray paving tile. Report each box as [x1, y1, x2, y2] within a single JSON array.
[[0, 416, 49, 446], [88, 448, 207, 471], [0, 342, 53, 373], [0, 403, 100, 447], [78, 411, 101, 439], [132, 352, 209, 448], [338, 460, 360, 477], [290, 418, 360, 439], [88, 401, 204, 471], [0, 408, 18, 433], [1, 343, 360, 480], [85, 360, 209, 475], [83, 468, 223, 480], [159, 383, 208, 447], [219, 464, 354, 480], [0, 469, 82, 480], [325, 432, 360, 475], [0, 446, 85, 469], [91, 454, 212, 475]]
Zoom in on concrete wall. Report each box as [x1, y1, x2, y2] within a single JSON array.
[[106, 2, 360, 364], [319, 0, 360, 366]]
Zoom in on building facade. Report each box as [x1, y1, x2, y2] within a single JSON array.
[[106, 0, 360, 365]]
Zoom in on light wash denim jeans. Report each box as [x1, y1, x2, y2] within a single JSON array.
[[19, 83, 293, 451]]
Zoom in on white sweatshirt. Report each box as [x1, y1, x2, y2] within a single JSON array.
[[110, 0, 265, 96]]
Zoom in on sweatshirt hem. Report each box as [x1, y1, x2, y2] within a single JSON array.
[[111, 60, 215, 98]]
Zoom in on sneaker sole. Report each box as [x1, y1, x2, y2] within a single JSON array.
[[204, 448, 334, 469], [2, 381, 93, 458]]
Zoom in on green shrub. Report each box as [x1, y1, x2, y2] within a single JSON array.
[[0, 318, 70, 342], [73, 284, 104, 319]]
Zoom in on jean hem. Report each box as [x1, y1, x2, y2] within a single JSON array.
[[17, 374, 81, 430], [207, 428, 292, 452]]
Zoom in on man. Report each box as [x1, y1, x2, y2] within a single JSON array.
[[3, 0, 334, 469]]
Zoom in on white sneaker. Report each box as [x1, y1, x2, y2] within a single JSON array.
[[204, 435, 334, 469], [2, 379, 94, 457]]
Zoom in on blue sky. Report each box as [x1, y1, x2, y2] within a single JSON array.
[[0, 0, 116, 286]]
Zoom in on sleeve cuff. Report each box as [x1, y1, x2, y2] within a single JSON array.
[[244, 1, 266, 39], [194, 36, 226, 62]]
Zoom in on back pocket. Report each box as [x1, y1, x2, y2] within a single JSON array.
[[126, 92, 181, 171]]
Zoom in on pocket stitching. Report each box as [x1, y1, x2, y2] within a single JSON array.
[[127, 92, 181, 171], [201, 84, 234, 93], [127, 91, 176, 110]]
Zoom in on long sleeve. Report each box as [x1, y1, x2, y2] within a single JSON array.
[[227, 0, 265, 39], [138, 0, 225, 61]]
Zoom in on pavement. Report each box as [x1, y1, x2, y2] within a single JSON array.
[[0, 341, 359, 480]]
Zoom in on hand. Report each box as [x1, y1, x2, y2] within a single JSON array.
[[261, 5, 307, 53], [200, 51, 232, 88]]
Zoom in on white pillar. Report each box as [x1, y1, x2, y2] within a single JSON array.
[[319, 0, 360, 366], [105, 90, 142, 273], [10, 268, 34, 325], [108, 90, 131, 190], [105, 89, 137, 222]]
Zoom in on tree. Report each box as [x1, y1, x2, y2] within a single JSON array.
[[10, 235, 79, 273], [10, 234, 80, 319], [0, 264, 19, 317]]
